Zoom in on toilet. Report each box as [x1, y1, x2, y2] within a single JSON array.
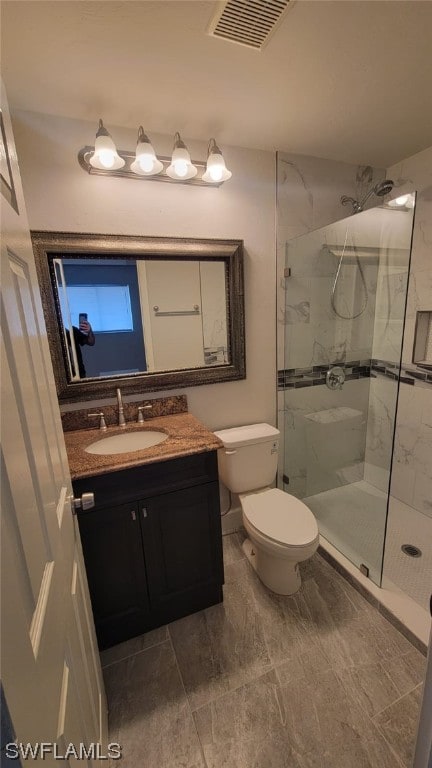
[[214, 423, 319, 595]]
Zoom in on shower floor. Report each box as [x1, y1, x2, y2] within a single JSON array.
[[304, 480, 388, 584]]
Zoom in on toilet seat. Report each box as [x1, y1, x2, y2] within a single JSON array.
[[240, 488, 319, 548]]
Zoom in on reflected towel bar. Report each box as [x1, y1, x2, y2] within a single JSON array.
[[152, 305, 200, 316]]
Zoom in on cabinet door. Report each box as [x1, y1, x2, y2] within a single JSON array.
[[78, 502, 150, 649], [141, 482, 223, 624]]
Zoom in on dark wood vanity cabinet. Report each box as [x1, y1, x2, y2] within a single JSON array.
[[77, 500, 151, 648], [73, 451, 224, 649]]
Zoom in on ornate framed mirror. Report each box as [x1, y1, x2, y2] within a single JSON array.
[[32, 231, 245, 403]]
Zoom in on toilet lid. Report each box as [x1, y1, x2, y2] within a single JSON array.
[[241, 488, 319, 548]]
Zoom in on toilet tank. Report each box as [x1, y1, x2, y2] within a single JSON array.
[[214, 423, 280, 494]]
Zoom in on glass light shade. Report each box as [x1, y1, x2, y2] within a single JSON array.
[[405, 194, 415, 208], [166, 146, 197, 180], [89, 132, 125, 171], [388, 195, 409, 208], [130, 140, 163, 176], [202, 150, 232, 183], [387, 193, 414, 209]]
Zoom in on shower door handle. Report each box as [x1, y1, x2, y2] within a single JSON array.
[[326, 366, 345, 390]]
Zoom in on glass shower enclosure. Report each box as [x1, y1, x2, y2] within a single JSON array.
[[280, 196, 415, 584]]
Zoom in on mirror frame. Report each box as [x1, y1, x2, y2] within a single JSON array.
[[32, 231, 245, 403]]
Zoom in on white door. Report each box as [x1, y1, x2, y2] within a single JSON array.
[[0, 81, 108, 765], [142, 260, 205, 370]]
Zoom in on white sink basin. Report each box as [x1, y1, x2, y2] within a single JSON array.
[[85, 430, 169, 455]]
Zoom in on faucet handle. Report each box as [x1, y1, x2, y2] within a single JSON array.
[[137, 405, 152, 424], [88, 412, 107, 431], [325, 366, 345, 391]]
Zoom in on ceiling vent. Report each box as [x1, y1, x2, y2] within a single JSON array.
[[208, 0, 291, 51]]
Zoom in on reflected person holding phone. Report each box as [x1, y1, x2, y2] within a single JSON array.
[[67, 313, 95, 378]]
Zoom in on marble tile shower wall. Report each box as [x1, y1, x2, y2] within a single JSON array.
[[364, 148, 432, 510], [283, 379, 370, 499], [377, 146, 432, 611], [276, 153, 384, 490], [283, 226, 378, 369], [386, 147, 432, 519], [362, 208, 414, 492], [276, 153, 384, 370]]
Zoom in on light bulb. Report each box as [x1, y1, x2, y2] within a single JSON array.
[[98, 150, 116, 169], [209, 164, 223, 182], [202, 140, 232, 184], [388, 194, 411, 208], [394, 194, 409, 206], [89, 121, 125, 170], [130, 129, 163, 176], [166, 135, 197, 180], [139, 154, 155, 173], [174, 159, 188, 178]]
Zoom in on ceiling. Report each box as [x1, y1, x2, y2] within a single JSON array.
[[2, 0, 432, 167]]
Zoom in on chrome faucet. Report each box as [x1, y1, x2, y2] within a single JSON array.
[[116, 388, 126, 428]]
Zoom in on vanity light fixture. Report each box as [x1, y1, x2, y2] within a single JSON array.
[[89, 120, 125, 170], [79, 120, 232, 187], [202, 138, 232, 183]]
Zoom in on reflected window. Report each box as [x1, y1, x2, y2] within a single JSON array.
[[60, 284, 134, 333]]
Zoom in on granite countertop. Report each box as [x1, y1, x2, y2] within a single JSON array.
[[64, 413, 223, 480]]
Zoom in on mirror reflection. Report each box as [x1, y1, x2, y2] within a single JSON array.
[[32, 232, 245, 402], [55, 257, 228, 380]]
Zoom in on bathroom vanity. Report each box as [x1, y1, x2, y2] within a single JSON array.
[[65, 412, 224, 649]]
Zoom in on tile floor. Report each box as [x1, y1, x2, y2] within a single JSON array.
[[101, 532, 426, 768]]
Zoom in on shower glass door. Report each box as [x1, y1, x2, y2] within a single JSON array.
[[282, 198, 415, 584]]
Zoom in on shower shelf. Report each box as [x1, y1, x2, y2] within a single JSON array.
[[304, 407, 363, 424]]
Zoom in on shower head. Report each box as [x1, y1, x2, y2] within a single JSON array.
[[340, 179, 394, 213], [374, 179, 394, 197]]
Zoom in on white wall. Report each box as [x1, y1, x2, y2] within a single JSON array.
[[12, 110, 276, 430]]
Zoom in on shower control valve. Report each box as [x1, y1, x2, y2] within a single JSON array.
[[326, 366, 345, 390]]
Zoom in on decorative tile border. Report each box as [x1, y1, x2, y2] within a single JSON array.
[[278, 358, 432, 390], [371, 359, 432, 387], [278, 359, 370, 390]]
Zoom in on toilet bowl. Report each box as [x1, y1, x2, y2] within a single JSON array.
[[240, 487, 319, 595], [214, 423, 319, 595]]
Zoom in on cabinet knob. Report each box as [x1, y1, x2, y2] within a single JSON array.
[[142, 507, 148, 519], [131, 510, 137, 521], [72, 492, 95, 514]]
